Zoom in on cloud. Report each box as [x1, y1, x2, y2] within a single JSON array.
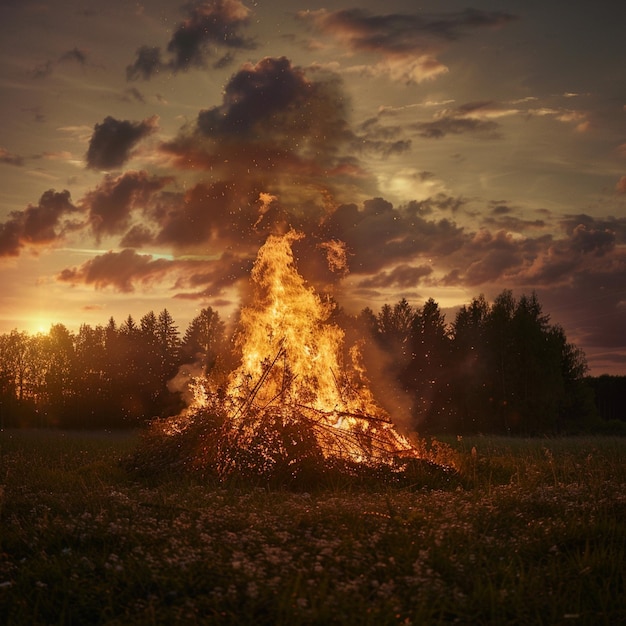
[[172, 251, 255, 299], [437, 214, 624, 290], [59, 47, 88, 66], [413, 101, 510, 138], [57, 248, 180, 292], [126, 0, 256, 80], [85, 115, 159, 170], [0, 189, 78, 257], [357, 263, 433, 289], [438, 229, 530, 286], [161, 56, 362, 208], [0, 147, 24, 166], [0, 220, 23, 257], [195, 56, 321, 137], [119, 224, 155, 248], [30, 47, 89, 79], [152, 181, 266, 251], [296, 8, 516, 84], [483, 215, 547, 232], [57, 246, 251, 300], [121, 87, 146, 104], [358, 100, 514, 147], [482, 203, 547, 232], [367, 97, 591, 145], [79, 170, 172, 240], [125, 46, 163, 81], [568, 224, 616, 256], [352, 117, 412, 157], [560, 213, 626, 243], [322, 197, 466, 274]]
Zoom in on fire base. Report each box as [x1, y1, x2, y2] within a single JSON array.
[[127, 405, 461, 490]]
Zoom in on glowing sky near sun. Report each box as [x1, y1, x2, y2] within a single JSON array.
[[0, 0, 625, 374]]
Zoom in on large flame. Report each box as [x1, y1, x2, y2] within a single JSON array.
[[190, 229, 417, 465]]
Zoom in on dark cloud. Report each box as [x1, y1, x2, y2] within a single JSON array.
[[153, 181, 262, 250], [403, 194, 466, 215], [0, 219, 23, 257], [413, 102, 503, 138], [196, 56, 316, 137], [560, 214, 626, 244], [569, 224, 616, 256], [322, 197, 466, 274], [126, 0, 255, 80], [30, 48, 89, 79], [57, 246, 251, 300], [491, 203, 512, 215], [161, 57, 362, 208], [126, 46, 163, 81], [460, 230, 532, 285], [122, 87, 146, 104], [192, 56, 351, 160], [85, 115, 158, 170], [357, 263, 433, 289], [209, 89, 409, 160], [297, 8, 516, 83], [166, 0, 254, 69], [57, 249, 180, 292], [514, 223, 618, 287], [172, 251, 255, 299], [483, 215, 547, 232], [350, 124, 412, 158], [360, 101, 505, 146], [59, 47, 87, 65], [0, 147, 24, 166], [119, 224, 155, 248], [80, 170, 172, 240], [482, 202, 548, 231], [435, 213, 624, 292], [0, 189, 77, 256], [148, 182, 316, 258], [353, 117, 411, 156]]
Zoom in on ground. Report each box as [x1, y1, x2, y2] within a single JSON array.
[[1, 430, 625, 624]]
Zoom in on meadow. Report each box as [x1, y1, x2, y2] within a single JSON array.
[[0, 429, 624, 625]]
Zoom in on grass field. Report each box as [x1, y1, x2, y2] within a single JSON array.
[[0, 429, 624, 625]]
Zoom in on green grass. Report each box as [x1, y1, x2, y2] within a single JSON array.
[[1, 429, 625, 625]]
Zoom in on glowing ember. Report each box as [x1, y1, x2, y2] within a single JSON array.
[[189, 229, 418, 466]]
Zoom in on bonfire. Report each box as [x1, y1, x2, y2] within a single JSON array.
[[133, 230, 455, 487]]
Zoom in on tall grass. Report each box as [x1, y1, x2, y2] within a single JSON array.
[[1, 429, 625, 624]]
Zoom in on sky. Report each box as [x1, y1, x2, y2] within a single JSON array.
[[0, 0, 625, 376]]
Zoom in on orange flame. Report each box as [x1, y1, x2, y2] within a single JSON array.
[[189, 229, 419, 464]]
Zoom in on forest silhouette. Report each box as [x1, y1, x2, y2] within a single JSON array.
[[0, 290, 623, 434]]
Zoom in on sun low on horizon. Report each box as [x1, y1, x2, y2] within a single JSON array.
[[0, 0, 625, 375]]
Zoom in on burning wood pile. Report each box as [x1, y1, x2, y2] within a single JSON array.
[[131, 231, 456, 487]]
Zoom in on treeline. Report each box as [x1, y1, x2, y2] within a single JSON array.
[[0, 292, 622, 434], [0, 308, 225, 429], [351, 291, 620, 435]]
